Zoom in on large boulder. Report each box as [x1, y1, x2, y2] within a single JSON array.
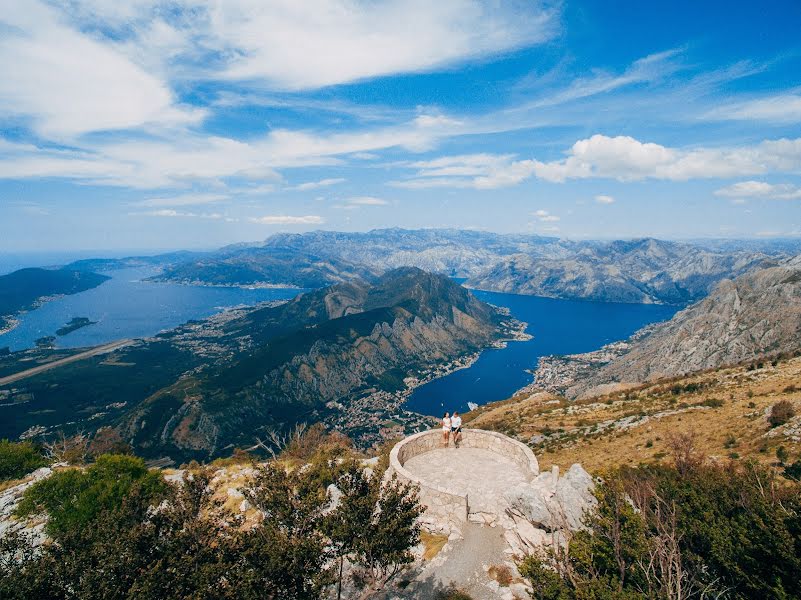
[[504, 463, 595, 533]]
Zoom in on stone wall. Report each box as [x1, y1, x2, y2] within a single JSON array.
[[388, 429, 539, 526]]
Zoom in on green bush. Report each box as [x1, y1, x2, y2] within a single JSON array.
[[15, 454, 165, 538], [768, 400, 795, 427], [0, 439, 46, 482], [520, 459, 801, 599]]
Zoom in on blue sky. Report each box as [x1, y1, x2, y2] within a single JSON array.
[[1, 0, 800, 251]]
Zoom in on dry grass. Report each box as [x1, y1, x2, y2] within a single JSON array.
[[420, 531, 449, 560], [468, 356, 801, 475], [487, 564, 514, 586]]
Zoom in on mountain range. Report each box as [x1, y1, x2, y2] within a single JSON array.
[[117, 229, 781, 305]]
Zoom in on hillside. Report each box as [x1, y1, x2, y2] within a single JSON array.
[[535, 256, 801, 399], [1, 268, 512, 461], [0, 268, 110, 331], [467, 353, 801, 473]]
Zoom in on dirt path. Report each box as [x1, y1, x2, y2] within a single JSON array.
[[0, 339, 132, 387]]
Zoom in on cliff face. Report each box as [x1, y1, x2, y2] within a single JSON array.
[[120, 268, 508, 458], [547, 257, 801, 398], [466, 239, 773, 305]]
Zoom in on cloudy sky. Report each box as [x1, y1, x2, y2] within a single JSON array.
[[1, 0, 800, 250]]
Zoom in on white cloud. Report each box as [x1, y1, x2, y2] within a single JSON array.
[[705, 93, 801, 124], [0, 111, 454, 187], [249, 215, 324, 225], [346, 196, 389, 206], [532, 209, 559, 222], [0, 0, 202, 138], [334, 196, 390, 209], [392, 153, 537, 189], [714, 180, 801, 200], [595, 194, 615, 204], [131, 209, 226, 219], [290, 178, 346, 191], [134, 193, 229, 207], [208, 0, 559, 90], [532, 134, 801, 182]]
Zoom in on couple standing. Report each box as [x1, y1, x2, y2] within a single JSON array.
[[441, 411, 462, 447]]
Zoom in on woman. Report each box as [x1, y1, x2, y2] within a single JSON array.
[[441, 412, 451, 447]]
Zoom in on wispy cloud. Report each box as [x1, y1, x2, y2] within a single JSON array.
[[130, 209, 229, 219], [290, 178, 346, 191], [335, 196, 390, 210], [704, 93, 801, 124], [391, 153, 536, 189], [248, 215, 325, 225], [595, 194, 615, 204], [715, 180, 801, 200], [134, 193, 229, 207], [532, 209, 560, 222]]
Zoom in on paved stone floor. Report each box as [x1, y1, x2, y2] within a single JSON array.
[[403, 447, 530, 514]]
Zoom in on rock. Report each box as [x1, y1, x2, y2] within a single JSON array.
[[324, 483, 342, 514], [553, 464, 596, 531], [505, 482, 553, 530]]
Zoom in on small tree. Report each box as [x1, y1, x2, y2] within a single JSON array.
[[329, 466, 423, 597], [238, 465, 334, 599], [776, 446, 789, 465], [768, 400, 795, 428]]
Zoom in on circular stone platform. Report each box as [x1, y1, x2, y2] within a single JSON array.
[[388, 429, 539, 525]]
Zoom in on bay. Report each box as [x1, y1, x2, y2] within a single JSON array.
[[404, 289, 678, 416], [0, 267, 302, 352]]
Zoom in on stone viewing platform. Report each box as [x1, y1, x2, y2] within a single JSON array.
[[388, 429, 539, 526]]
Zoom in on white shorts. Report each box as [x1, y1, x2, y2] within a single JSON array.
[[442, 427, 450, 432]]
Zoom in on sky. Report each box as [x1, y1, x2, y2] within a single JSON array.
[[1, 0, 800, 251]]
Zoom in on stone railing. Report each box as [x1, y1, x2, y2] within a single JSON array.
[[388, 429, 539, 525]]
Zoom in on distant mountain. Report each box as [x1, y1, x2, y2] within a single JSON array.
[[61, 230, 790, 305], [2, 268, 510, 461], [0, 268, 109, 331], [466, 238, 774, 304], [535, 256, 801, 398], [150, 246, 378, 288]]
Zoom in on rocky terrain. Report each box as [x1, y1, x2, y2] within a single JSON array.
[[531, 256, 801, 399]]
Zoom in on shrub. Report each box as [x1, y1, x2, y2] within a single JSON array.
[[777, 446, 789, 465], [701, 397, 724, 408], [15, 454, 165, 538], [0, 440, 46, 482], [784, 460, 801, 481], [768, 400, 795, 427]]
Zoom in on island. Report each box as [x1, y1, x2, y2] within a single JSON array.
[[56, 317, 97, 336]]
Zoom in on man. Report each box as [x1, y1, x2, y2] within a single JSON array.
[[451, 411, 462, 448]]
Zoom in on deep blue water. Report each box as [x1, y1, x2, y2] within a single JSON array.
[[405, 290, 678, 416], [0, 267, 302, 351]]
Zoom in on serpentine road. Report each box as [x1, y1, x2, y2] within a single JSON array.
[[0, 339, 132, 387]]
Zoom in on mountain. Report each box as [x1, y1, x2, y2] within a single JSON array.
[[533, 256, 801, 399], [1, 268, 511, 461], [0, 268, 109, 331], [150, 246, 377, 288], [466, 238, 773, 304]]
